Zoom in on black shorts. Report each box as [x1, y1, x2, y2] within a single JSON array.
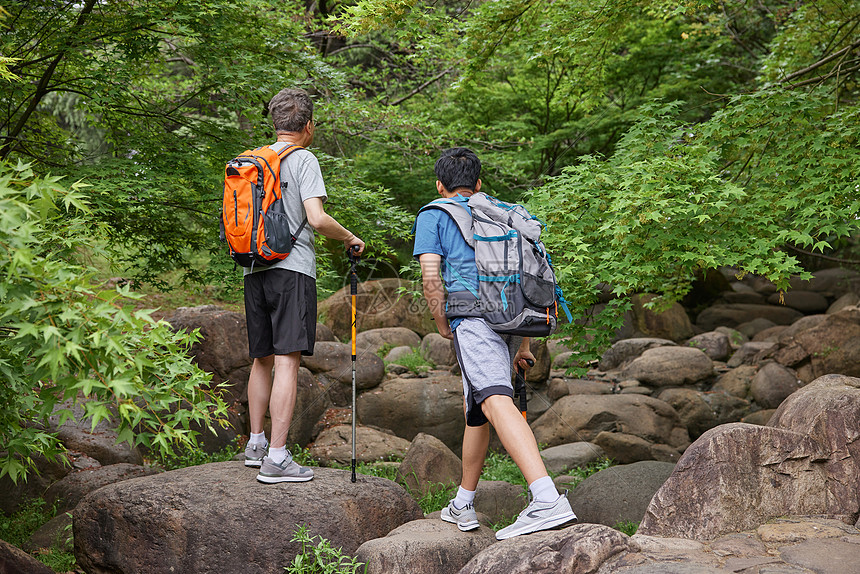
[[244, 268, 317, 357]]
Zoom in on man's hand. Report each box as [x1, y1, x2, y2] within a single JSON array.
[[344, 234, 365, 255]]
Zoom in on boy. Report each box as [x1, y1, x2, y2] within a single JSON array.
[[413, 147, 577, 540]]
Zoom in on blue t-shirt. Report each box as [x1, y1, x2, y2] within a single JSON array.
[[413, 196, 478, 329]]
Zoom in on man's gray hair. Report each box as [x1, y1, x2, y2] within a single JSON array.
[[269, 88, 313, 133]]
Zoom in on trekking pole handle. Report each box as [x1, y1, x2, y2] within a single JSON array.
[[515, 359, 534, 420], [347, 245, 360, 295]]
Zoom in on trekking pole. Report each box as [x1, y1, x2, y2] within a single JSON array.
[[515, 358, 535, 420], [348, 245, 360, 483]]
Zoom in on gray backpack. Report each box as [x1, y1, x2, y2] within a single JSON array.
[[418, 192, 571, 337]]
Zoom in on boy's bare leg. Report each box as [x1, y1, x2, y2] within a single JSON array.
[[248, 355, 275, 435], [481, 394, 548, 485], [461, 423, 490, 491], [268, 351, 301, 449]]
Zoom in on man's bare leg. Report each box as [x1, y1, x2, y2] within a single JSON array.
[[248, 355, 275, 435], [268, 351, 301, 450]]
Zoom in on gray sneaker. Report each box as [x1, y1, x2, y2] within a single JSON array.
[[256, 453, 314, 483], [441, 500, 480, 532], [495, 492, 577, 540], [244, 440, 268, 468]]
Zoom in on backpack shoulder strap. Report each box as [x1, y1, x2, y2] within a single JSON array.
[[268, 143, 309, 244], [416, 198, 475, 248]]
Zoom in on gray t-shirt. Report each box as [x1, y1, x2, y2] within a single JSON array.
[[243, 144, 328, 279]]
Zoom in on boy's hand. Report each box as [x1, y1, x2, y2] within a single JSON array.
[[514, 348, 536, 371], [437, 321, 453, 340]]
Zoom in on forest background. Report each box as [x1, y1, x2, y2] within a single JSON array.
[[1, 0, 858, 481]]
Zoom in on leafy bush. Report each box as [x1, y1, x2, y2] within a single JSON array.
[[285, 525, 365, 574], [0, 162, 229, 483]]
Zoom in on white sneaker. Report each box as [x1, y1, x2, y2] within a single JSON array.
[[441, 500, 480, 532], [244, 440, 268, 468], [495, 492, 577, 540]]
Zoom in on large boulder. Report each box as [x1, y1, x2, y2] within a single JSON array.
[[46, 463, 159, 514], [308, 425, 411, 466], [767, 374, 860, 512], [526, 338, 551, 383], [357, 373, 464, 451], [74, 463, 423, 574], [166, 306, 250, 391], [777, 314, 829, 342], [749, 362, 801, 409], [531, 394, 690, 455], [598, 338, 676, 371], [458, 523, 630, 574], [301, 341, 385, 389], [657, 388, 750, 438], [540, 442, 606, 474], [770, 306, 860, 381], [639, 423, 828, 540], [711, 365, 757, 398], [356, 519, 496, 574], [420, 333, 456, 367], [639, 374, 860, 541], [356, 327, 422, 354], [570, 461, 676, 528], [686, 331, 731, 362], [166, 305, 250, 448], [629, 294, 696, 342], [286, 367, 330, 448], [48, 399, 143, 466], [620, 346, 714, 387], [828, 292, 860, 314], [788, 268, 860, 298], [767, 290, 829, 313], [695, 304, 804, 331], [396, 433, 461, 496], [319, 278, 436, 340], [0, 538, 55, 574], [474, 480, 527, 524], [0, 453, 71, 515]]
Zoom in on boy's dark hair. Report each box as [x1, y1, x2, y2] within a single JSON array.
[[269, 88, 314, 133], [435, 147, 481, 191]]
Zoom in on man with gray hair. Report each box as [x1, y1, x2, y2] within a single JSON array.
[[243, 88, 365, 483]]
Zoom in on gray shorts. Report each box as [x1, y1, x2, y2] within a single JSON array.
[[452, 318, 522, 427]]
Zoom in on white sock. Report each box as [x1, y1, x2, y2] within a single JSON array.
[[268, 445, 287, 464], [529, 476, 559, 504], [250, 432, 267, 446], [453, 486, 476, 509]]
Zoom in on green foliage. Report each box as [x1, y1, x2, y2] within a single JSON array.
[[389, 349, 433, 375], [153, 437, 242, 471], [527, 91, 859, 371], [614, 520, 640, 536], [409, 482, 454, 515], [286, 525, 365, 574], [558, 458, 615, 491], [0, 498, 57, 548], [0, 162, 229, 483], [480, 450, 529, 487], [0, 498, 77, 571]]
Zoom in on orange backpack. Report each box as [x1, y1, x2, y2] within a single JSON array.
[[220, 144, 306, 268]]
